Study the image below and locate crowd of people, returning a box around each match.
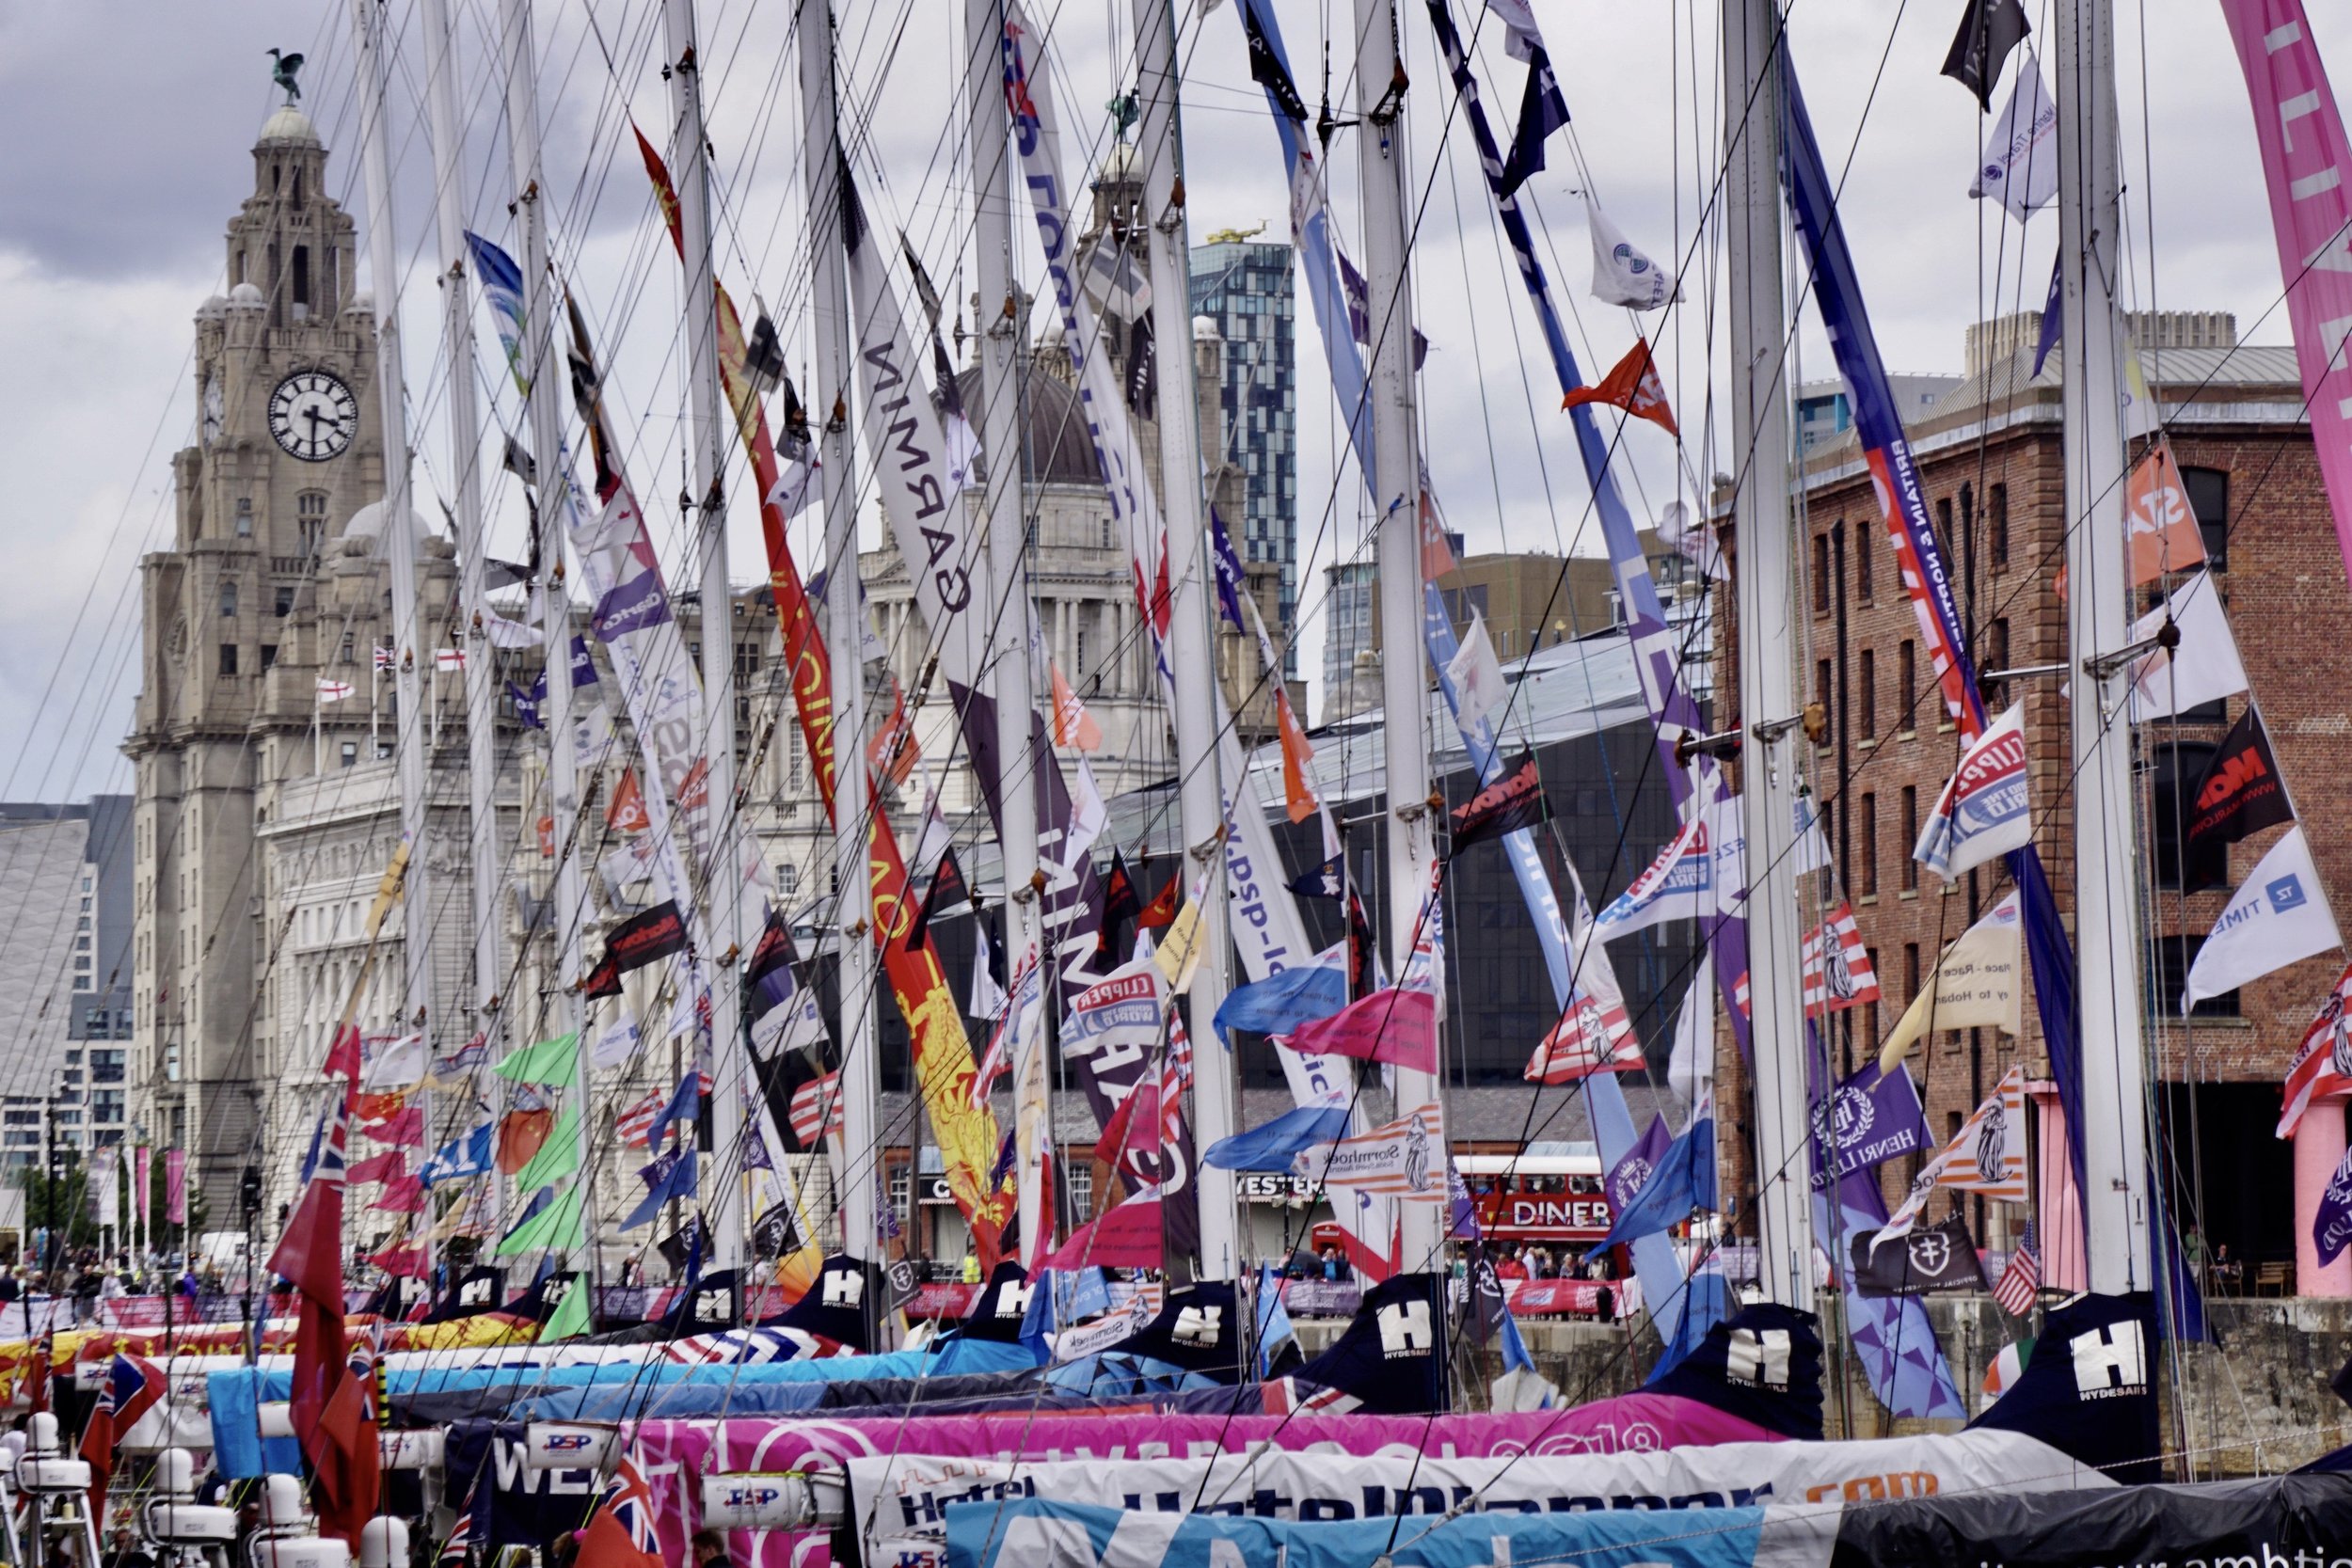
[0,1249,216,1324]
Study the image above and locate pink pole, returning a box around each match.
[2031,1081,2087,1294]
[2295,1096,2352,1298]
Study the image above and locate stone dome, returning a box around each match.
[1094,141,1141,186]
[951,367,1102,486]
[227,283,266,310]
[259,105,320,148]
[196,294,229,321]
[1192,314,1220,341]
[344,291,374,317]
[341,500,431,554]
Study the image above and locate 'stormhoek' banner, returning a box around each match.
[2219,0,2352,600]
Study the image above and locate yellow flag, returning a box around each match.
[1154,895,1207,994]
[1878,891,2023,1071]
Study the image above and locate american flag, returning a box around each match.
[1994,1220,2041,1316]
[789,1070,844,1144]
[613,1088,664,1148]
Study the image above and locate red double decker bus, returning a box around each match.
[1456,1153,1613,1244]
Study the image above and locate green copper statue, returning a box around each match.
[267,47,305,105]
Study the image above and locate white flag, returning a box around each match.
[1668,952,1716,1102]
[1444,609,1509,733]
[968,935,1009,1022]
[316,677,356,703]
[1062,756,1107,875]
[358,1031,427,1089]
[591,1009,644,1070]
[483,613,543,649]
[2185,826,2341,1012]
[766,458,819,521]
[1879,891,2023,1069]
[2128,570,2247,722]
[1587,201,1681,311]
[1969,55,2058,220]
[1914,702,2034,879]
[1487,0,1547,60]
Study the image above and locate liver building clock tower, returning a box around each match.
[126,101,459,1217]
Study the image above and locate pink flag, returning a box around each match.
[1279,987,1438,1072]
[164,1149,186,1226]
[2221,0,2352,595]
[1037,1186,1164,1272]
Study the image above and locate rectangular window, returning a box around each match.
[1860,793,1879,896]
[1904,942,1921,1005]
[1989,483,2010,568]
[1900,786,1919,890]
[1816,658,1833,712]
[1864,951,1881,1041]
[1858,650,1876,736]
[1898,641,1916,729]
[1989,617,2010,675]
[2181,467,2229,570]
[218,643,238,676]
[260,644,278,671]
[276,586,295,618]
[1812,534,1831,615]
[1855,526,1874,603]
[2153,933,2238,1017]
[341,742,358,768]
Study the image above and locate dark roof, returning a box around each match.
[953,366,1102,487]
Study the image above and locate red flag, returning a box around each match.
[1049,662,1104,752]
[1561,339,1678,436]
[1136,873,1183,931]
[1093,1082,1162,1165]
[267,1094,352,1531]
[322,1022,362,1082]
[866,682,921,789]
[606,769,650,834]
[632,125,686,261]
[1274,689,1317,824]
[497,1108,558,1175]
[81,1353,164,1525]
[312,1327,381,1544]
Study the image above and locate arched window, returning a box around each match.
[2151,740,2227,892]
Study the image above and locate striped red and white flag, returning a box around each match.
[613,1088,664,1148]
[1993,1220,2041,1316]
[2280,962,2352,1137]
[790,1070,845,1145]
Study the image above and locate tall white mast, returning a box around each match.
[347,0,436,1059]
[1132,0,1242,1275]
[1722,0,1817,1311]
[661,0,749,1274]
[966,0,1054,1270]
[498,0,596,1259]
[1353,0,1444,1271]
[416,0,505,1101]
[802,0,881,1260]
[2055,0,2152,1291]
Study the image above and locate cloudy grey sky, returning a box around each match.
[0,0,2343,803]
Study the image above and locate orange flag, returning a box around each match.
[866,682,920,788]
[606,769,650,834]
[1275,689,1317,824]
[1050,661,1104,751]
[2124,441,2207,586]
[1563,339,1679,436]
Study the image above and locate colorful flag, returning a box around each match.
[2186,705,2293,865]
[1585,201,1680,310]
[1049,661,1104,751]
[1941,0,2030,107]
[1604,1115,1674,1216]
[1809,1059,1931,1191]
[1597,1090,1716,1248]
[906,847,971,952]
[1876,1069,2032,1252]
[1593,816,1713,937]
[2124,442,2209,585]
[373,645,396,673]
[618,1148,697,1233]
[748,911,829,1061]
[1213,942,1349,1045]
[1994,1220,2042,1316]
[1498,44,1569,198]
[1560,339,1677,436]
[2279,963,2352,1137]
[972,952,1041,1106]
[266,1089,351,1534]
[1443,610,1509,733]
[2318,1144,2352,1267]
[1447,751,1549,852]
[1294,1103,1446,1201]
[80,1353,163,1524]
[1851,1213,1989,1297]
[2186,826,2342,1013]
[1275,688,1319,824]
[1136,870,1183,931]
[789,1070,846,1146]
[1733,900,1883,1015]
[1522,986,1642,1084]
[1914,702,2032,879]
[1098,850,1142,958]
[582,902,689,999]
[866,681,920,789]
[575,1442,663,1568]
[606,770,650,833]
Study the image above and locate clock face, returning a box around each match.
[267,370,358,462]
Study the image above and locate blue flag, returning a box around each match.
[1499,48,1571,198]
[421,1123,494,1188]
[1254,1263,1298,1379]
[1597,1101,1715,1250]
[620,1147,697,1232]
[1202,1103,1352,1172]
[1286,854,1343,901]
[1604,1113,1674,1215]
[645,1070,703,1148]
[1211,948,1349,1045]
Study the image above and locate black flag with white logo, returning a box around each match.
[1851,1213,1989,1297]
[1940,0,2030,110]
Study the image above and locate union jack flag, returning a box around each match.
[102,1352,165,1428]
[595,1446,661,1558]
[299,1087,354,1188]
[374,645,396,672]
[1993,1221,2042,1317]
[436,1509,473,1568]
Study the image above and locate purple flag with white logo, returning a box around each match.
[2317,1144,2352,1266]
[1810,1060,1931,1191]
[1605,1114,1675,1216]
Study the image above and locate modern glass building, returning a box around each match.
[1190,237,1298,667]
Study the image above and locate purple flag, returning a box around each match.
[1810,1060,1931,1192]
[2317,1144,2352,1266]
[1605,1114,1675,1215]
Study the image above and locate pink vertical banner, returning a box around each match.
[2221,0,2352,590]
[164,1148,186,1226]
[134,1147,151,1224]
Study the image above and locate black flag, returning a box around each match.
[1448,752,1551,852]
[1287,852,1343,901]
[1099,850,1141,958]
[1851,1214,1989,1297]
[905,845,971,951]
[1499,49,1571,199]
[1345,887,1379,999]
[2186,705,2294,863]
[1242,1,1311,124]
[1124,313,1158,416]
[1940,0,2030,110]
[582,899,689,998]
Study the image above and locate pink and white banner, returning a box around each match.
[2222,0,2352,593]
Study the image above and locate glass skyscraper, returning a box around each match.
[1189,238,1297,668]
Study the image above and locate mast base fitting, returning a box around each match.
[2084,616,2180,680]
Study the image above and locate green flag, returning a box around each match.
[497,1031,581,1086]
[512,1104,582,1189]
[494,1182,586,1256]
[540,1275,594,1341]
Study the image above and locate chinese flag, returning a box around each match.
[1136,872,1184,931]
[1562,339,1678,436]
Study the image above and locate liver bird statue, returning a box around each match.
[267,48,305,104]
